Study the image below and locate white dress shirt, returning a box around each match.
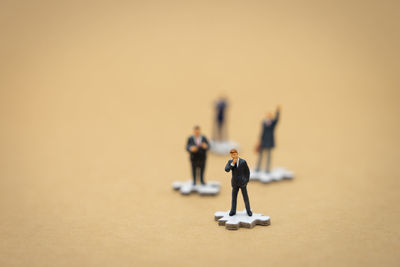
[264,119,272,126]
[195,136,202,146]
[231,158,239,167]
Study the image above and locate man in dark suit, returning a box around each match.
[186,126,209,185]
[213,96,228,141]
[255,106,280,173]
[225,149,252,216]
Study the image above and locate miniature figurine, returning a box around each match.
[255,105,280,173]
[215,148,271,230]
[250,105,295,183]
[172,126,220,196]
[186,126,209,185]
[225,149,252,216]
[210,96,239,155]
[213,96,228,141]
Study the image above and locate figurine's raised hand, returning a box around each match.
[201,142,208,149]
[232,157,238,165]
[190,146,198,152]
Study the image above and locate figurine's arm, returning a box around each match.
[254,123,264,153]
[260,122,266,141]
[186,137,193,152]
[243,161,250,180]
[225,160,233,172]
[260,122,265,143]
[202,136,210,150]
[274,106,280,124]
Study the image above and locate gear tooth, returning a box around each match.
[214,210,271,230]
[250,167,295,183]
[172,180,220,195]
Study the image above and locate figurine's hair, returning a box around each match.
[230,148,238,153]
[193,125,200,130]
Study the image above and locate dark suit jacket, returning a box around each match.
[225,158,250,187]
[260,110,280,148]
[216,100,227,123]
[186,135,209,162]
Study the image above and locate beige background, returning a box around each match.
[1,0,399,266]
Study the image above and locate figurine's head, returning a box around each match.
[266,111,274,120]
[230,148,238,159]
[218,94,227,102]
[193,126,201,137]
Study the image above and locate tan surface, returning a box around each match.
[1,0,400,266]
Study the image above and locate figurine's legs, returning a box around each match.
[217,121,223,141]
[199,161,206,185]
[240,186,252,215]
[265,149,272,173]
[256,148,264,172]
[222,121,227,141]
[191,161,197,185]
[230,186,239,213]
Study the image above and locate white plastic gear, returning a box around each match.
[209,140,239,155]
[214,210,271,230]
[172,180,220,195]
[250,167,294,183]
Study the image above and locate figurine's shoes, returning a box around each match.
[214,210,270,230]
[250,167,294,183]
[229,210,236,216]
[210,140,239,155]
[173,180,220,195]
[246,210,252,216]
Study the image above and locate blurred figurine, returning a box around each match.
[172,126,220,196]
[210,96,239,154]
[225,149,252,216]
[250,106,294,183]
[186,126,209,185]
[214,96,228,141]
[255,105,280,173]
